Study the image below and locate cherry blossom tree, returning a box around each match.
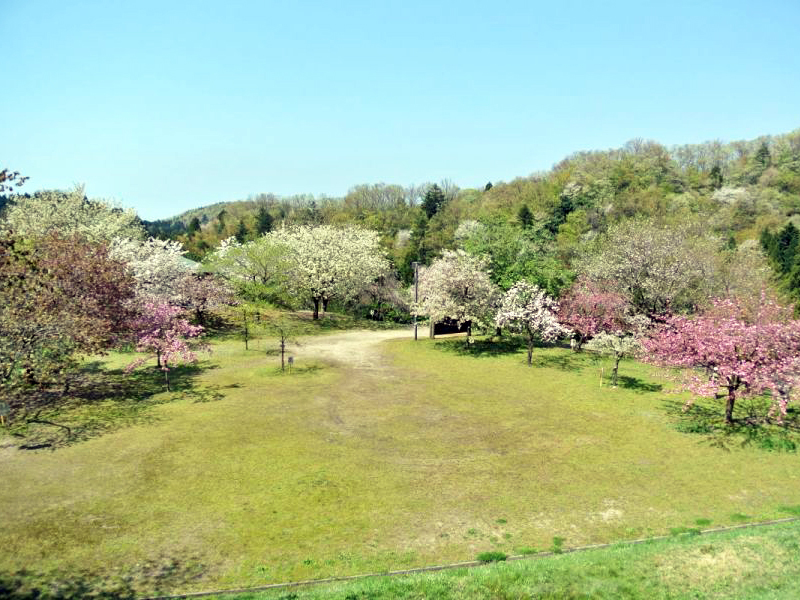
[579,218,721,316]
[495,281,570,366]
[110,237,196,302]
[414,250,499,337]
[558,277,628,350]
[1,232,136,417]
[126,302,208,391]
[269,225,389,319]
[175,274,236,325]
[643,294,800,424]
[5,185,144,243]
[585,333,642,386]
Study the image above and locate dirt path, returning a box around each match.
[289,327,413,369]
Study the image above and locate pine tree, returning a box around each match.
[255,205,273,235]
[421,184,445,219]
[710,165,723,189]
[187,216,201,236]
[517,205,533,228]
[755,142,771,169]
[235,218,249,244]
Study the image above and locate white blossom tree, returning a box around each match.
[414,250,499,337]
[495,281,571,366]
[269,224,389,319]
[110,237,196,303]
[578,218,722,315]
[585,332,642,387]
[5,185,145,243]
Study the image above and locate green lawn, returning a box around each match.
[1,331,799,596]
[225,519,800,600]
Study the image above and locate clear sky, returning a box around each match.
[2,0,799,220]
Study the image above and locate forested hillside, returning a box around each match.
[142,129,800,299]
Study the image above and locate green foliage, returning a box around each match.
[517,204,533,228]
[460,220,574,295]
[256,205,274,235]
[421,184,446,219]
[475,551,507,563]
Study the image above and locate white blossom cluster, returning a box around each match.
[5,185,145,243]
[495,281,570,342]
[110,237,195,303]
[414,250,499,327]
[585,332,642,358]
[269,224,389,308]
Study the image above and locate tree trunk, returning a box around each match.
[322,297,329,314]
[156,349,162,369]
[527,335,534,366]
[612,355,621,386]
[495,327,502,338]
[164,366,170,392]
[312,297,320,320]
[725,385,736,425]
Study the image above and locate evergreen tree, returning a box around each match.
[710,164,723,189]
[421,184,445,219]
[216,209,228,234]
[517,205,533,228]
[235,218,249,244]
[484,181,493,191]
[775,222,799,274]
[400,212,430,283]
[255,205,273,235]
[187,216,201,236]
[755,142,771,169]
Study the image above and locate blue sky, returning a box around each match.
[2,0,799,220]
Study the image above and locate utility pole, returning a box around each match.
[412,261,419,341]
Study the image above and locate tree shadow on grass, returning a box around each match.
[0,555,206,599]
[616,375,663,393]
[661,398,800,453]
[434,337,526,358]
[534,353,586,372]
[11,360,228,450]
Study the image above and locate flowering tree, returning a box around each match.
[269,225,389,319]
[495,281,570,366]
[414,250,498,336]
[5,185,144,243]
[126,302,208,391]
[585,333,642,386]
[176,274,236,325]
[558,277,628,350]
[579,218,721,315]
[643,295,800,424]
[1,232,136,416]
[110,237,196,302]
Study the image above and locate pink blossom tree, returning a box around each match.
[495,281,571,366]
[558,278,629,350]
[126,302,208,391]
[643,294,800,425]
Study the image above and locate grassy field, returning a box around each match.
[1,328,799,596]
[224,519,800,600]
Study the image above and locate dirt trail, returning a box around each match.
[289,327,413,369]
